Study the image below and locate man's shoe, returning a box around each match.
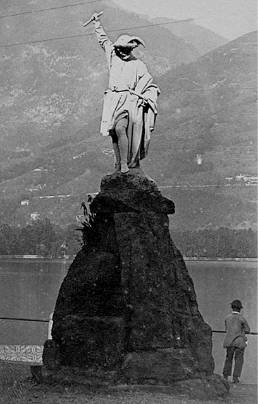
[233,377,240,383]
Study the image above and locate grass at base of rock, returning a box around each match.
[0,362,257,404]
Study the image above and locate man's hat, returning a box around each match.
[231,299,243,309]
[113,34,145,49]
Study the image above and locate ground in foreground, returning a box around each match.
[0,362,257,404]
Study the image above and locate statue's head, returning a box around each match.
[113,35,145,60]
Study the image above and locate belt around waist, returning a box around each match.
[109,87,130,92]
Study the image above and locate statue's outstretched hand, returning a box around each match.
[91,12,100,22]
[83,11,103,27]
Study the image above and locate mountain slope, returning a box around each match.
[0,2,256,231]
[151,17,228,55]
[153,31,257,183]
[0,1,199,166]
[144,31,257,230]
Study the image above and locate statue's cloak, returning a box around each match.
[95,21,160,166]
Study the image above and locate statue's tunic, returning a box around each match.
[94,21,160,167]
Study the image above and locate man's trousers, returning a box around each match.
[223,346,245,378]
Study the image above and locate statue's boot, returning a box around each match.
[118,135,129,174]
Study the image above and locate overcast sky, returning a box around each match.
[110,0,257,40]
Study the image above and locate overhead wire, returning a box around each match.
[0,0,103,19]
[1,19,194,49]
[0,0,194,50]
[0,18,194,49]
[1,32,93,48]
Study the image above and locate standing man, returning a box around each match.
[89,13,160,174]
[222,299,250,383]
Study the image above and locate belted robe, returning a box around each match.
[94,21,160,167]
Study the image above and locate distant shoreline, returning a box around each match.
[0,255,257,262]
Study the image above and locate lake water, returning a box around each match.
[0,258,257,383]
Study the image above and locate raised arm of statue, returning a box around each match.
[94,20,111,50]
[91,15,113,68]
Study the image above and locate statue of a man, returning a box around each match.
[91,13,160,173]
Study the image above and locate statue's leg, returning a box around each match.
[110,131,121,173]
[113,142,121,172]
[115,118,129,174]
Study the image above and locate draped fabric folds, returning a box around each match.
[94,21,160,167]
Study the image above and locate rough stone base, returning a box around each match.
[40,365,119,387]
[55,315,125,369]
[44,171,225,400]
[172,374,230,400]
[37,366,229,400]
[121,348,198,383]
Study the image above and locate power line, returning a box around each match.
[0,0,102,20]
[0,18,194,49]
[1,32,93,48]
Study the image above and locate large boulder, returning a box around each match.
[43,168,228,398]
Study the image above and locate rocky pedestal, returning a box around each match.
[42,169,229,399]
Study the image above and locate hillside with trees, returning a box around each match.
[0,220,256,259]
